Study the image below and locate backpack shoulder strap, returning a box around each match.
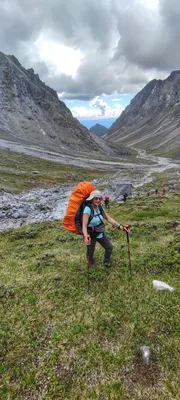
[84,203,104,224]
[100,205,107,219]
[86,203,94,223]
[99,205,104,215]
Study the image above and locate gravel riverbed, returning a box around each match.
[0,143,179,232]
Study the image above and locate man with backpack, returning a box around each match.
[104,195,110,209]
[123,192,128,202]
[82,190,129,269]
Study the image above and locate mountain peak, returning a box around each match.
[107,71,180,157]
[169,70,180,78]
[89,123,108,137]
[0,51,101,154]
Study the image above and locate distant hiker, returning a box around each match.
[123,192,128,202]
[162,187,166,195]
[146,191,150,197]
[82,190,129,269]
[155,188,158,195]
[104,195,110,209]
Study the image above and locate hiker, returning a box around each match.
[82,190,129,269]
[104,195,110,209]
[155,188,158,195]
[123,192,128,202]
[162,187,166,195]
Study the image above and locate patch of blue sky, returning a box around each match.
[62,93,135,127]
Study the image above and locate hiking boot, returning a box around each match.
[103,260,112,267]
[89,264,95,270]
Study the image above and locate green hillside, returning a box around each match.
[0,149,107,193]
[0,179,179,399]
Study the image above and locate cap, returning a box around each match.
[86,190,102,201]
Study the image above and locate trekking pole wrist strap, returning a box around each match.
[118,224,128,231]
[123,225,129,231]
[117,224,123,229]
[84,234,90,240]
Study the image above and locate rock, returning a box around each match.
[113,182,132,200]
[153,280,175,292]
[140,345,151,365]
[0,184,74,231]
[17,211,28,218]
[13,212,20,219]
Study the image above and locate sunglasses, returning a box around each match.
[93,197,102,201]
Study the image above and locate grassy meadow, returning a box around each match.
[0,172,180,399]
[0,148,157,194]
[0,149,108,193]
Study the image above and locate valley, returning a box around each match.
[0,49,180,400]
[0,142,179,231]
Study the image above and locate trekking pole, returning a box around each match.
[87,235,91,292]
[124,225,132,279]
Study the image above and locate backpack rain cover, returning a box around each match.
[63,181,96,234]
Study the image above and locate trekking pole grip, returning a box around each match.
[124,225,130,242]
[87,234,90,251]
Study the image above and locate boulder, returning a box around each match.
[114,182,132,200]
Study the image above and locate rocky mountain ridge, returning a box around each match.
[89,123,108,137]
[107,71,180,157]
[0,51,102,154]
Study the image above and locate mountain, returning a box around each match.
[80,118,116,129]
[0,51,101,154]
[89,123,108,136]
[106,71,180,157]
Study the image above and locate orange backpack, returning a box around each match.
[63,182,96,234]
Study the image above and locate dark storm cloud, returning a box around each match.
[59,93,93,101]
[0,0,42,53]
[0,0,180,99]
[113,0,180,71]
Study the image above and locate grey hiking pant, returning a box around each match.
[87,233,113,266]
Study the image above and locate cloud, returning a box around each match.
[34,35,84,77]
[71,106,101,119]
[0,0,180,101]
[112,0,180,71]
[71,96,124,119]
[90,97,108,115]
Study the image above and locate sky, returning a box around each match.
[1,0,180,127]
